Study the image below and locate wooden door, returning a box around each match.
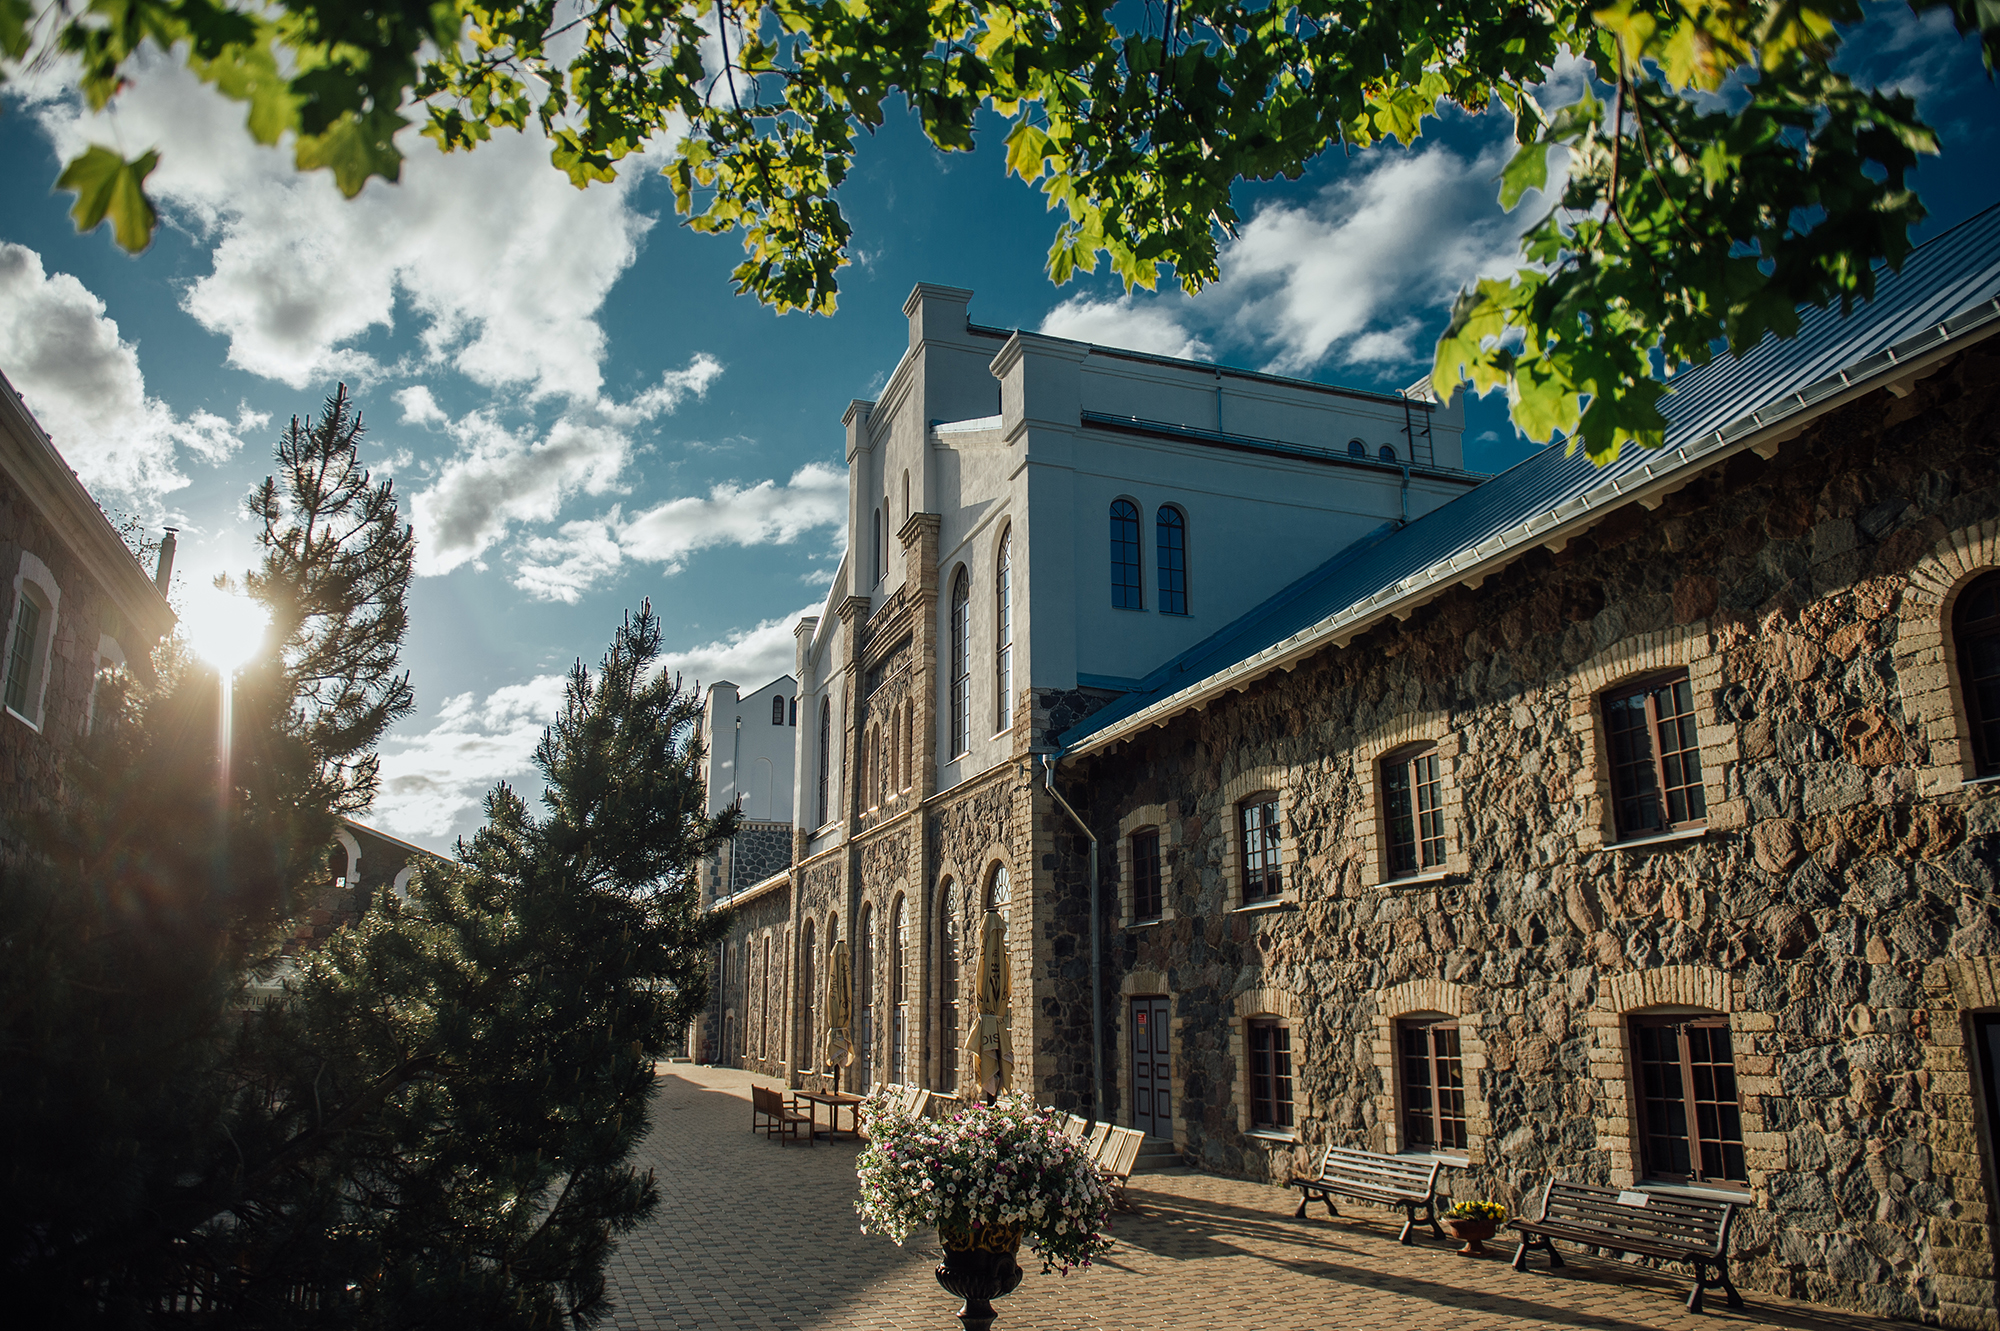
[1131,997,1171,1138]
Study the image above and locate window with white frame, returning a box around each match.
[4,560,58,730]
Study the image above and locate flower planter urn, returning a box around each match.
[1440,1215,1499,1257]
[935,1223,1024,1330]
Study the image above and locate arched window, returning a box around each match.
[995,528,1013,732]
[1379,444,1398,462]
[1157,506,1187,616]
[771,695,785,726]
[949,568,971,756]
[1110,499,1142,608]
[903,469,911,519]
[800,918,817,1068]
[872,508,882,584]
[817,698,832,826]
[788,695,797,726]
[939,880,961,1093]
[759,935,771,1058]
[901,701,914,790]
[891,895,908,1084]
[883,493,892,581]
[1348,438,1367,457]
[4,553,60,730]
[986,863,1011,910]
[857,902,875,1090]
[1956,571,2000,775]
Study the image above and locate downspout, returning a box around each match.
[1042,752,1105,1126]
[1399,462,1410,526]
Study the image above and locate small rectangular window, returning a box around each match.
[1631,1016,1746,1185]
[1383,747,1447,877]
[1131,828,1162,921]
[1604,674,1706,839]
[1248,1019,1293,1130]
[1397,1018,1467,1152]
[1240,797,1282,904]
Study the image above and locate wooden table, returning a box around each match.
[797,1090,865,1142]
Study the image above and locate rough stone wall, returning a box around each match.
[703,882,793,1075]
[728,821,793,894]
[1061,345,2000,1328]
[789,852,844,1092]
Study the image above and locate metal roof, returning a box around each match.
[1058,202,2000,755]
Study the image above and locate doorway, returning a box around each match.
[1131,997,1171,1139]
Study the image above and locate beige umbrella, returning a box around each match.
[964,909,1014,1098]
[823,938,855,1089]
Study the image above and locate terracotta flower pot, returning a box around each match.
[1440,1215,1499,1257]
[936,1224,1024,1330]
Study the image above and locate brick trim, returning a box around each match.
[1230,985,1305,1146]
[1114,803,1179,926]
[1116,971,1185,1154]
[1369,979,1489,1163]
[1353,714,1470,889]
[1567,623,1742,848]
[1587,965,1778,1189]
[1218,765,1296,907]
[1895,518,2000,793]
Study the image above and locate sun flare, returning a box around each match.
[178,581,269,673]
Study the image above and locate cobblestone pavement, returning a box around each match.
[603,1065,1896,1331]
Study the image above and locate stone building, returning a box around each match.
[707,210,2000,1324]
[0,371,176,854]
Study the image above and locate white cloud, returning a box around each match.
[373,672,569,839]
[1038,293,1212,360]
[511,461,848,603]
[408,355,723,576]
[24,49,665,401]
[655,605,820,692]
[0,242,265,501]
[396,385,446,426]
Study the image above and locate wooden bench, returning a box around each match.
[1287,1146,1442,1244]
[1095,1126,1146,1209]
[916,1090,963,1120]
[1510,1180,1741,1315]
[751,1085,812,1146]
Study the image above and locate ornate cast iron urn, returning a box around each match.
[934,1223,1024,1330]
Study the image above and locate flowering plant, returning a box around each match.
[1443,1199,1508,1223]
[855,1091,1112,1272]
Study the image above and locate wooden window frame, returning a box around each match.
[1395,1016,1467,1153]
[1238,795,1282,904]
[1247,1018,1294,1131]
[1629,1015,1747,1187]
[1955,570,2000,776]
[1603,671,1708,841]
[1381,745,1447,878]
[1130,827,1163,922]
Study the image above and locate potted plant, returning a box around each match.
[856,1092,1112,1328]
[1439,1199,1509,1257]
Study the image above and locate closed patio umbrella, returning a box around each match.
[965,909,1014,1099]
[823,938,855,1090]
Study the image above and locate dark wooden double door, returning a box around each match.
[1131,997,1171,1139]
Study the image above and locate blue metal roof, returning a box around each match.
[1059,202,2000,752]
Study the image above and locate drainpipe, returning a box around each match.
[153,527,177,594]
[1214,369,1224,435]
[1399,462,1410,526]
[1042,752,1105,1127]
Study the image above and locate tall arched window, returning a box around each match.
[883,493,892,580]
[771,695,785,725]
[872,508,882,584]
[817,698,832,826]
[801,919,817,1069]
[759,935,771,1058]
[891,895,908,1084]
[1110,500,1142,608]
[995,528,1013,732]
[900,701,913,790]
[939,881,961,1093]
[857,902,875,1090]
[1958,571,2000,775]
[1157,506,1187,616]
[986,863,1011,910]
[949,568,971,756]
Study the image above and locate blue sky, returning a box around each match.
[1,4,1995,849]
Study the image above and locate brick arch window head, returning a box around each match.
[1604,671,1706,839]
[1630,1012,1746,1186]
[1157,505,1187,616]
[1110,499,1142,609]
[1955,570,2000,775]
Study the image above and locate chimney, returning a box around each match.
[153,528,177,595]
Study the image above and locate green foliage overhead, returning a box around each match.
[11,0,1997,460]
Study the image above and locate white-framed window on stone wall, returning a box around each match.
[1397,1016,1467,1153]
[949,567,971,756]
[1603,672,1707,840]
[1238,795,1282,905]
[1952,569,2000,776]
[4,552,60,731]
[1231,987,1302,1139]
[938,877,962,1093]
[1381,745,1447,879]
[1115,804,1177,927]
[1629,1014,1747,1187]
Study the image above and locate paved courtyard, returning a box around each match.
[603,1065,1896,1331]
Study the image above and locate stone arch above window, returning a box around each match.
[1568,625,1739,850]
[1369,979,1487,1162]
[1897,518,2000,792]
